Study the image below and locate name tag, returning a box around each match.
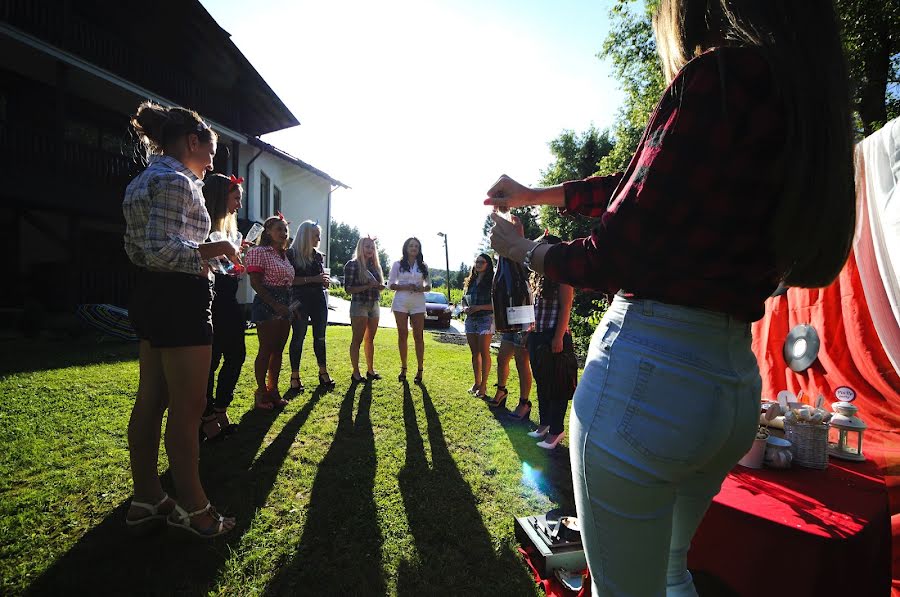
[506,305,535,325]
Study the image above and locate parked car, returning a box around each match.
[424,291,452,328]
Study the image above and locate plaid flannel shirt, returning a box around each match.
[463,276,492,318]
[123,155,210,276]
[543,47,785,323]
[532,286,559,332]
[246,246,295,287]
[344,259,382,303]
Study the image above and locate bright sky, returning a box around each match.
[199,0,623,269]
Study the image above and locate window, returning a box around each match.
[260,171,271,218]
[273,185,282,214]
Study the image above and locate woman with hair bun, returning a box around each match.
[123,101,236,538]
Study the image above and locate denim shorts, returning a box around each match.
[500,330,527,348]
[251,286,291,322]
[349,300,380,319]
[465,314,494,335]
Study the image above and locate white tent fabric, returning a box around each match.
[854,117,900,376]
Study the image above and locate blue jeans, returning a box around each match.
[289,291,328,369]
[570,296,760,596]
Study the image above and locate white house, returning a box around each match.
[236,138,348,304]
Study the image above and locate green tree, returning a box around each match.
[328,219,360,276]
[536,126,616,358]
[836,0,900,134]
[455,261,470,290]
[328,219,391,278]
[538,126,615,240]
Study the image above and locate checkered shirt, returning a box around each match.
[343,258,382,303]
[123,155,210,275]
[532,285,559,332]
[246,246,295,287]
[543,47,785,323]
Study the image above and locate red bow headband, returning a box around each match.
[229,174,244,188]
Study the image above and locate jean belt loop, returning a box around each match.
[642,300,654,318]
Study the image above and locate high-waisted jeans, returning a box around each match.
[570,296,761,596]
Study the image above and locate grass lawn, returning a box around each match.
[0,326,576,596]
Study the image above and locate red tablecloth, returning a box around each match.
[689,459,891,596]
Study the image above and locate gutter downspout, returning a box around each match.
[326,185,337,269]
[245,145,264,222]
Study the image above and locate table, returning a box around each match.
[688,458,890,596]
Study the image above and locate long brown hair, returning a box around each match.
[201,174,239,238]
[653,0,855,287]
[463,253,494,292]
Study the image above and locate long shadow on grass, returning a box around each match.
[264,381,385,596]
[489,404,577,515]
[26,389,323,596]
[395,383,535,595]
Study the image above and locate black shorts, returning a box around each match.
[130,269,214,348]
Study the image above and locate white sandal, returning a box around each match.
[126,493,172,533]
[167,502,234,539]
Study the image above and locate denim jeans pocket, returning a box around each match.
[617,356,726,466]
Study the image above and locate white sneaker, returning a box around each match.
[537,433,564,449]
[527,426,550,439]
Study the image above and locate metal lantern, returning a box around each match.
[827,401,867,461]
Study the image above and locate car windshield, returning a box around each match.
[424,292,448,304]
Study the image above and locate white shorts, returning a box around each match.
[391,290,426,315]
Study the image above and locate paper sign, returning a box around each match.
[506,305,535,325]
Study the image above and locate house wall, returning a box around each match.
[235,149,333,305]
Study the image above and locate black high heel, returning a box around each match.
[414,369,423,384]
[319,373,336,389]
[486,385,508,408]
[507,400,532,421]
[398,367,407,382]
[351,372,365,383]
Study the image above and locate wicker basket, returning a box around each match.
[783,420,829,469]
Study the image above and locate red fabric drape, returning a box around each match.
[751,249,900,589]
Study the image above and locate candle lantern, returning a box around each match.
[827,401,867,461]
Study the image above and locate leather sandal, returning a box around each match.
[290,374,304,392]
[507,400,532,421]
[318,372,337,389]
[214,408,238,435]
[199,414,222,442]
[351,372,365,383]
[486,385,508,408]
[167,502,234,539]
[267,388,288,407]
[255,389,274,410]
[366,371,382,381]
[126,493,174,534]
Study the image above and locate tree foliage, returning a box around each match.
[328,219,389,276]
[835,0,900,133]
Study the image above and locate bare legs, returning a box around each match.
[127,340,234,532]
[466,333,493,396]
[395,311,425,377]
[350,315,379,377]
[255,319,291,393]
[496,340,532,416]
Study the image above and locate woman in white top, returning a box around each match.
[388,237,431,383]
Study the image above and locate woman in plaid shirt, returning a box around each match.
[123,102,238,538]
[246,216,295,410]
[344,237,386,382]
[524,233,576,450]
[488,1,856,593]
